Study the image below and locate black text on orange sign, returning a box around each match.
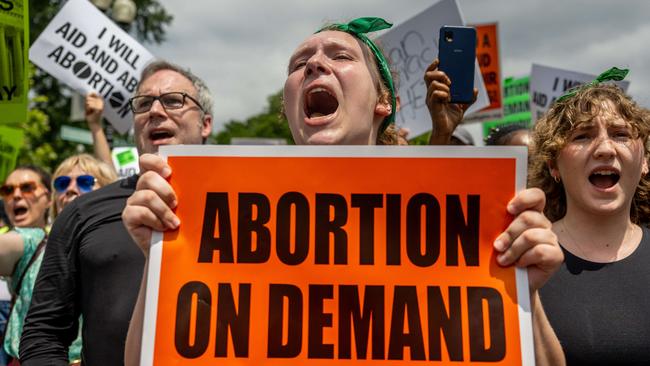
[174,283,506,362]
[198,192,481,267]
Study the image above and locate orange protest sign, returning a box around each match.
[465,23,503,123]
[141,146,533,365]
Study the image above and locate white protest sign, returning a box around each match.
[29,0,155,133]
[111,146,139,178]
[378,0,489,137]
[530,64,630,122]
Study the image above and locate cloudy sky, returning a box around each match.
[151,0,650,132]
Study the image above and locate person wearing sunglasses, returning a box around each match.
[0,166,51,365]
[32,154,117,365]
[0,157,114,365]
[50,154,117,218]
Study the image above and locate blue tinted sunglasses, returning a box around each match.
[53,175,96,193]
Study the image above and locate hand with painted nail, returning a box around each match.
[424,59,478,145]
[492,187,563,291]
[122,153,179,257]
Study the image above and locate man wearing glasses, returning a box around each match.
[20,61,213,366]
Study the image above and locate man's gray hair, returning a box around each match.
[137,60,214,118]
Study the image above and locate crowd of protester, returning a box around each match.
[0,15,647,366]
[0,92,118,365]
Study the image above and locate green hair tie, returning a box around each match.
[318,17,396,132]
[556,67,629,103]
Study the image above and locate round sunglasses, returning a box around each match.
[53,175,96,193]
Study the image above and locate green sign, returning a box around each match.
[0,0,29,124]
[483,76,531,137]
[0,125,23,182]
[503,76,529,98]
[116,148,136,166]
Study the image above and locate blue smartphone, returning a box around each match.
[437,26,476,104]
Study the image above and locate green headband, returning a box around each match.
[556,67,629,103]
[318,17,396,132]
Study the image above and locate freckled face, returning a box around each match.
[553,100,648,217]
[283,31,389,145]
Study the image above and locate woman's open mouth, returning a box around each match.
[588,170,620,189]
[11,205,29,223]
[304,87,339,120]
[13,207,28,217]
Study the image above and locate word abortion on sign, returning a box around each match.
[29,0,154,133]
[377,0,489,138]
[529,63,630,122]
[140,146,534,366]
[0,0,29,124]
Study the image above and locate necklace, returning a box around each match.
[560,220,594,260]
[561,219,636,262]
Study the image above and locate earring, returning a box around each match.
[552,174,561,183]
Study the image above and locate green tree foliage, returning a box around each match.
[212,91,294,145]
[18,1,172,171]
[22,91,57,169]
[408,131,430,145]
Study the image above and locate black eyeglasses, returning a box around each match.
[53,175,96,194]
[0,181,40,198]
[128,92,205,114]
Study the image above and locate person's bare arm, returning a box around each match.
[123,154,178,365]
[85,92,115,171]
[125,260,148,366]
[0,232,24,276]
[531,291,565,366]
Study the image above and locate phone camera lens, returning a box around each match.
[444,31,453,42]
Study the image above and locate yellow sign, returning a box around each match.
[0,0,28,124]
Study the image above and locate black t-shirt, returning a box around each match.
[540,226,650,366]
[20,175,144,366]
